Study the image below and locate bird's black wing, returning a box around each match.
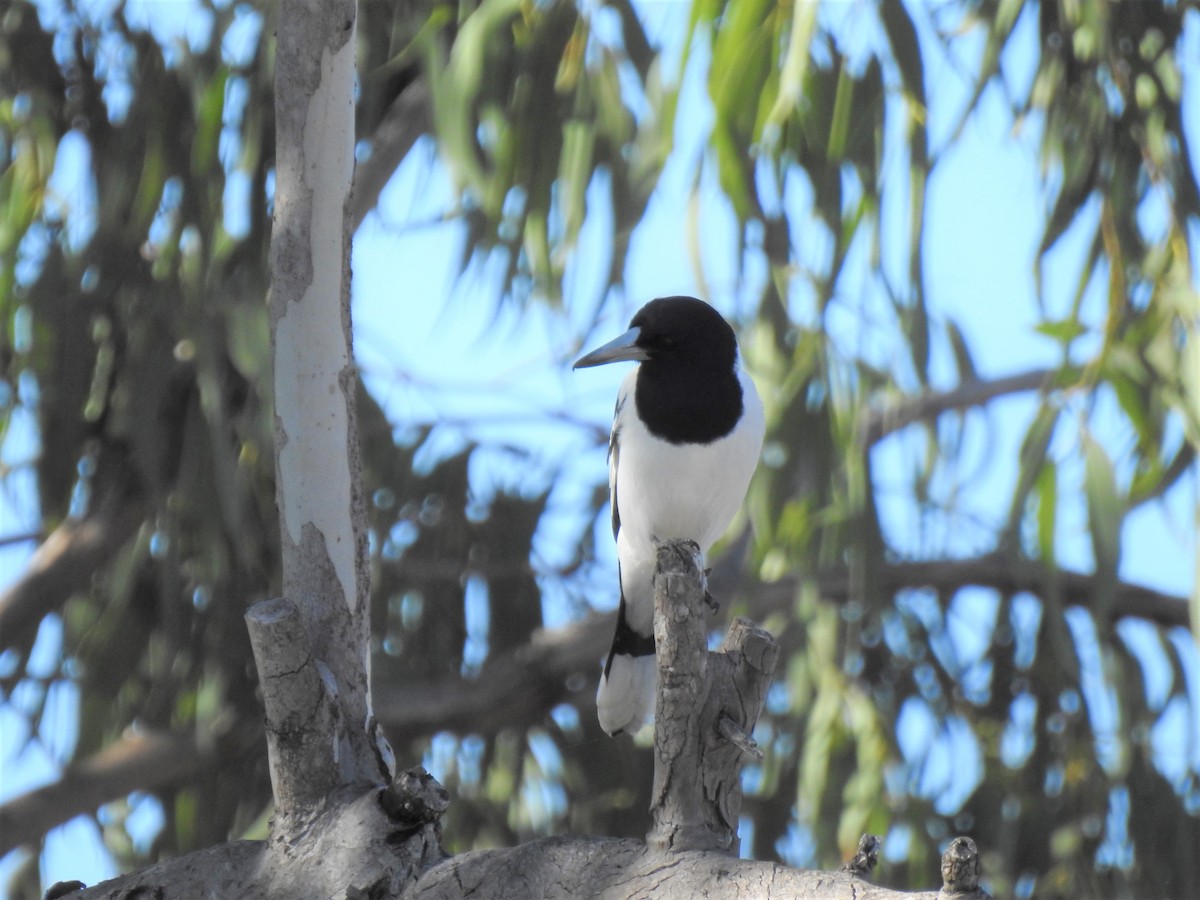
[608,392,625,541]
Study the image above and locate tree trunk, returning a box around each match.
[268,0,391,799]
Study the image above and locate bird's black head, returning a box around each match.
[572,296,738,372]
[627,296,738,372]
[574,296,745,445]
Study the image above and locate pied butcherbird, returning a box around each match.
[574,296,764,736]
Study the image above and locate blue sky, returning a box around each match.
[1,0,1198,892]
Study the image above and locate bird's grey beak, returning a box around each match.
[573,327,649,369]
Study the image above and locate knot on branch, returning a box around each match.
[42,882,85,900]
[381,766,450,838]
[840,833,882,877]
[938,836,990,900]
[647,540,779,854]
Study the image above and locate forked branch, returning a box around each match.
[647,540,779,852]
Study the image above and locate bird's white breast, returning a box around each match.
[612,365,764,636]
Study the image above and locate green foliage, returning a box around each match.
[1,1,1197,898]
[414,0,657,302]
[2,0,279,864]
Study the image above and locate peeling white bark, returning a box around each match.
[271,0,358,620]
[269,0,387,792]
[273,27,357,609]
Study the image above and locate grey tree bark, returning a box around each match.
[646,540,778,853]
[268,0,389,798]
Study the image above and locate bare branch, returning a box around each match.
[68,777,446,900]
[647,541,779,854]
[373,614,610,739]
[407,836,942,899]
[861,368,1071,445]
[246,598,344,815]
[70,841,266,900]
[0,530,42,548]
[648,541,715,851]
[0,730,213,856]
[705,546,1189,631]
[801,556,1190,629]
[352,80,431,232]
[58,829,951,900]
[0,485,145,656]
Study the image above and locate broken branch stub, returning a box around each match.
[648,540,779,853]
[245,596,342,818]
[938,836,990,900]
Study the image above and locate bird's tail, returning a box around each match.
[597,652,656,736]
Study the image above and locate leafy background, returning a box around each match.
[1,0,1197,898]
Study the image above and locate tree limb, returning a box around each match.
[796,555,1189,629]
[51,830,971,900]
[373,614,611,738]
[352,80,431,232]
[648,541,779,853]
[405,835,942,899]
[0,730,214,857]
[0,486,145,657]
[67,772,447,900]
[245,598,344,815]
[860,368,1072,445]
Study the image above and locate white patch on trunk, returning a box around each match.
[274,38,358,611]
